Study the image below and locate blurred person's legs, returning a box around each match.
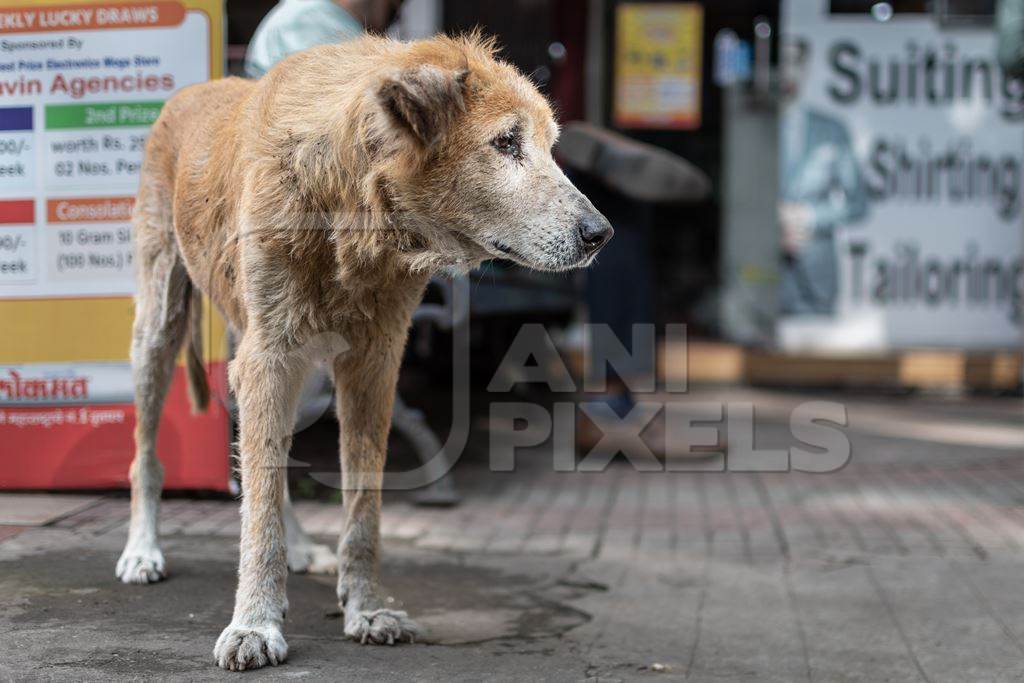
[581,175,656,412]
[574,176,670,453]
[780,238,839,315]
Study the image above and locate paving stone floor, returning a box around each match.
[2,388,1023,681]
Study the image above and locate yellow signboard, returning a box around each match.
[0,0,230,491]
[614,3,704,130]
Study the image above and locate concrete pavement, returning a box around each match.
[2,387,1023,682]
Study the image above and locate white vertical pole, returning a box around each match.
[397,0,442,40]
[585,0,607,125]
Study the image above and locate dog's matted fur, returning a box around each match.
[117,33,612,671]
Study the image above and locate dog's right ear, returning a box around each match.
[379,65,470,148]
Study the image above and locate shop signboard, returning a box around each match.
[0,0,230,490]
[779,0,1023,350]
[614,2,703,130]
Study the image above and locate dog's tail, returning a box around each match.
[184,284,210,414]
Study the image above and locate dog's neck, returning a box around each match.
[319,177,486,280]
[325,205,487,292]
[387,212,488,275]
[278,110,488,280]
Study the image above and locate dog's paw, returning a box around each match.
[214,623,288,672]
[115,546,166,584]
[287,542,337,575]
[344,608,420,645]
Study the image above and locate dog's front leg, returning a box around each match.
[214,344,306,671]
[333,344,420,645]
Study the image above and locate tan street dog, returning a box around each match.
[116,33,612,671]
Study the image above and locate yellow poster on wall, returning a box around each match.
[614,2,703,130]
[0,0,231,491]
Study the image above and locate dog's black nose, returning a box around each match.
[578,214,614,251]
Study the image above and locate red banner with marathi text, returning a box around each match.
[0,0,229,491]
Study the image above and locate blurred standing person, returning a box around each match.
[239,0,408,562]
[557,123,711,455]
[245,0,404,78]
[243,0,406,430]
[778,38,868,316]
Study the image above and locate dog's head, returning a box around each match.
[374,36,612,272]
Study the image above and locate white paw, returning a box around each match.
[287,542,337,575]
[345,608,420,645]
[115,545,166,584]
[214,623,288,671]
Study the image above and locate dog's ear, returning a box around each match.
[379,65,470,148]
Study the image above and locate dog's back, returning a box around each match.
[139,76,254,200]
[134,77,254,324]
[135,39,399,333]
[128,77,258,414]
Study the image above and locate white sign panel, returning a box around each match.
[779,1,1023,350]
[0,8,210,299]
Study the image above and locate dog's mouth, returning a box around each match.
[488,239,531,264]
[486,238,595,272]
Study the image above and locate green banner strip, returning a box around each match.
[45,102,164,130]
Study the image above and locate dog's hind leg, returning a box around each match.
[214,338,307,671]
[284,487,337,575]
[116,248,192,584]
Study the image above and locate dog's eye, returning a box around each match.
[492,131,522,159]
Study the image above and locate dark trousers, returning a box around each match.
[574,175,657,386]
